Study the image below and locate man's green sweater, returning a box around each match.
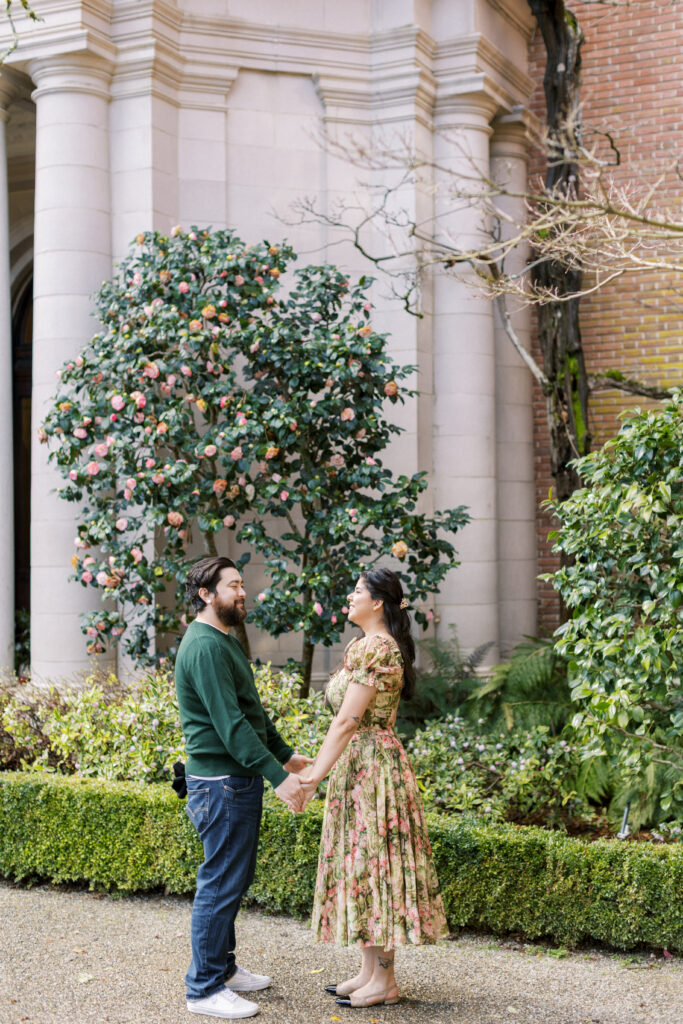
[175,620,293,788]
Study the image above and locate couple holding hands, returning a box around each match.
[175,555,447,1019]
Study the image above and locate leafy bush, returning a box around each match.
[0,664,327,783]
[405,714,611,829]
[544,391,683,825]
[1,772,682,952]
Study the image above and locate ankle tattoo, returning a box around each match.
[377,955,394,970]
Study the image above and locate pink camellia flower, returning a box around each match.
[133,272,142,285]
[86,626,97,638]
[82,571,93,584]
[157,422,168,435]
[82,417,92,425]
[314,601,323,616]
[134,412,145,424]
[115,518,128,531]
[280,490,289,501]
[340,407,355,422]
[289,421,297,431]
[230,446,243,461]
[143,305,154,318]
[73,427,87,440]
[363,301,372,312]
[238,476,247,486]
[311,312,322,322]
[329,454,345,469]
[143,362,160,379]
[236,412,247,426]
[254,275,264,285]
[86,461,101,476]
[234,274,245,286]
[111,395,125,411]
[167,511,184,527]
[249,341,259,354]
[212,326,220,337]
[167,374,177,386]
[366,456,376,466]
[123,488,132,501]
[125,477,136,490]
[342,605,349,614]
[272,472,281,483]
[94,443,109,457]
[145,457,155,468]
[83,556,95,567]
[160,382,171,395]
[189,319,202,331]
[426,609,435,622]
[152,473,165,485]
[178,280,190,293]
[331,614,337,624]
[96,571,109,586]
[110,414,118,423]
[131,547,143,564]
[384,380,398,397]
[204,444,217,457]
[223,514,235,528]
[189,231,197,241]
[265,446,279,460]
[131,391,146,409]
[180,364,192,377]
[219,396,228,410]
[213,478,227,496]
[257,592,266,602]
[68,470,78,481]
[348,508,358,517]
[170,224,182,237]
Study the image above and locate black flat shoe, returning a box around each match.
[325,986,338,995]
[336,991,399,1008]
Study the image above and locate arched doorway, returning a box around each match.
[12,276,32,631]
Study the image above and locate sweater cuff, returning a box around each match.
[262,757,289,789]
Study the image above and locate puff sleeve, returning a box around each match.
[344,635,402,691]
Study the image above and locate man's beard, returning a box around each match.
[214,598,247,628]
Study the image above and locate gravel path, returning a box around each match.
[1,881,681,1024]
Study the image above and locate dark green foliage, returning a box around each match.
[467,638,572,735]
[1,772,681,951]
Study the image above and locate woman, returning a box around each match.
[300,568,448,1009]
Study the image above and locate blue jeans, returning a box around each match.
[184,774,264,1001]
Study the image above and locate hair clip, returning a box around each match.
[400,598,409,610]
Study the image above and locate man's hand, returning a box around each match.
[283,753,315,774]
[274,772,305,813]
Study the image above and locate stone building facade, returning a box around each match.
[2,0,541,682]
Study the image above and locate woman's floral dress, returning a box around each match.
[312,634,449,949]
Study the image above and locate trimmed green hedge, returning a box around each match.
[1,771,681,952]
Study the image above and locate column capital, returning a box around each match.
[434,77,502,136]
[490,106,538,162]
[29,52,114,103]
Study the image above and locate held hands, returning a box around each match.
[274,772,307,813]
[282,753,314,774]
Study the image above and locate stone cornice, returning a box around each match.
[2,0,116,69]
[435,34,533,111]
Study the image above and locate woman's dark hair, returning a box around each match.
[360,567,416,700]
[185,556,237,613]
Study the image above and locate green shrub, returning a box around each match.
[1,772,681,952]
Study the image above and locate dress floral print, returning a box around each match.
[312,634,449,949]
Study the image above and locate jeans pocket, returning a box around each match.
[226,775,257,796]
[185,786,210,832]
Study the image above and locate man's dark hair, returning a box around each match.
[185,556,237,613]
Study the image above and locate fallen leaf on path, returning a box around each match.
[72,948,87,954]
[310,968,324,974]
[77,973,94,985]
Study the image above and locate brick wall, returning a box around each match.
[528,1,683,634]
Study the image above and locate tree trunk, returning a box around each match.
[202,528,251,659]
[528,0,591,500]
[300,634,314,698]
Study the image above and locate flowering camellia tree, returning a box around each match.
[41,228,292,663]
[217,263,470,691]
[42,229,469,690]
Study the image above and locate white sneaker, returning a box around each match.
[187,986,259,1019]
[227,966,272,992]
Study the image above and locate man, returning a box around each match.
[175,555,311,1020]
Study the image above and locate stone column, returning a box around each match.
[29,54,114,682]
[0,75,19,671]
[490,113,537,650]
[431,91,500,660]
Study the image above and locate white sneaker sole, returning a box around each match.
[187,999,259,1019]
